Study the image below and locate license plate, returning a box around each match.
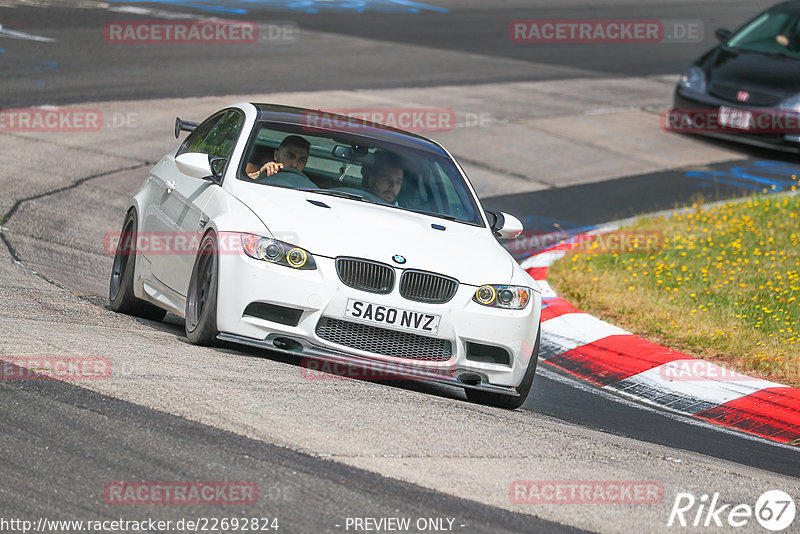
[344,299,441,335]
[719,106,753,130]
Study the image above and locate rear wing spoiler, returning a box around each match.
[174,117,198,138]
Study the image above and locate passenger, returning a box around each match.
[247,135,310,179]
[361,150,404,205]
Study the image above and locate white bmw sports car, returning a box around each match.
[109,103,542,408]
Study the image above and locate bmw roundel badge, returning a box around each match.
[392,254,406,264]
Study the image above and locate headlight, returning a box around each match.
[473,285,531,309]
[779,94,800,112]
[678,66,706,94]
[241,234,316,270]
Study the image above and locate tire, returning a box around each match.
[109,210,167,322]
[465,324,541,409]
[185,231,219,346]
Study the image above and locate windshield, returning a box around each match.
[238,122,484,226]
[726,8,800,59]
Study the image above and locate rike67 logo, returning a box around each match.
[668,490,796,531]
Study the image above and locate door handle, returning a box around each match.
[199,218,209,228]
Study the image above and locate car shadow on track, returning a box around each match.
[111,306,473,404]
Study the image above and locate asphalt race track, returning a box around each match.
[1,1,799,533]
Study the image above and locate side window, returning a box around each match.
[177,110,245,159]
[202,111,245,158]
[178,113,223,155]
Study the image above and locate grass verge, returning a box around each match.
[548,192,800,387]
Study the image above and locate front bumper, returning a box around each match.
[215,250,541,392]
[671,88,800,153]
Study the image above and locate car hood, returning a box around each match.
[703,47,800,102]
[235,186,515,286]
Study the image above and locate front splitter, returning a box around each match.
[217,332,519,397]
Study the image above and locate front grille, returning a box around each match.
[315,317,452,361]
[336,257,394,294]
[399,270,458,303]
[708,84,781,107]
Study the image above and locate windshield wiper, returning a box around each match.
[734,46,791,59]
[296,187,366,201]
[408,208,457,221]
[756,49,790,58]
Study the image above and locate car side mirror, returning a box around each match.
[209,156,226,183]
[175,152,225,184]
[715,28,731,42]
[486,210,523,239]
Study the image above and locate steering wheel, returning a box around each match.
[273,167,306,176]
[253,167,307,181]
[255,167,316,188]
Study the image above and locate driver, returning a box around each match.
[246,135,310,179]
[361,150,404,205]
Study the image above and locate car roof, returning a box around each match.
[253,103,451,155]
